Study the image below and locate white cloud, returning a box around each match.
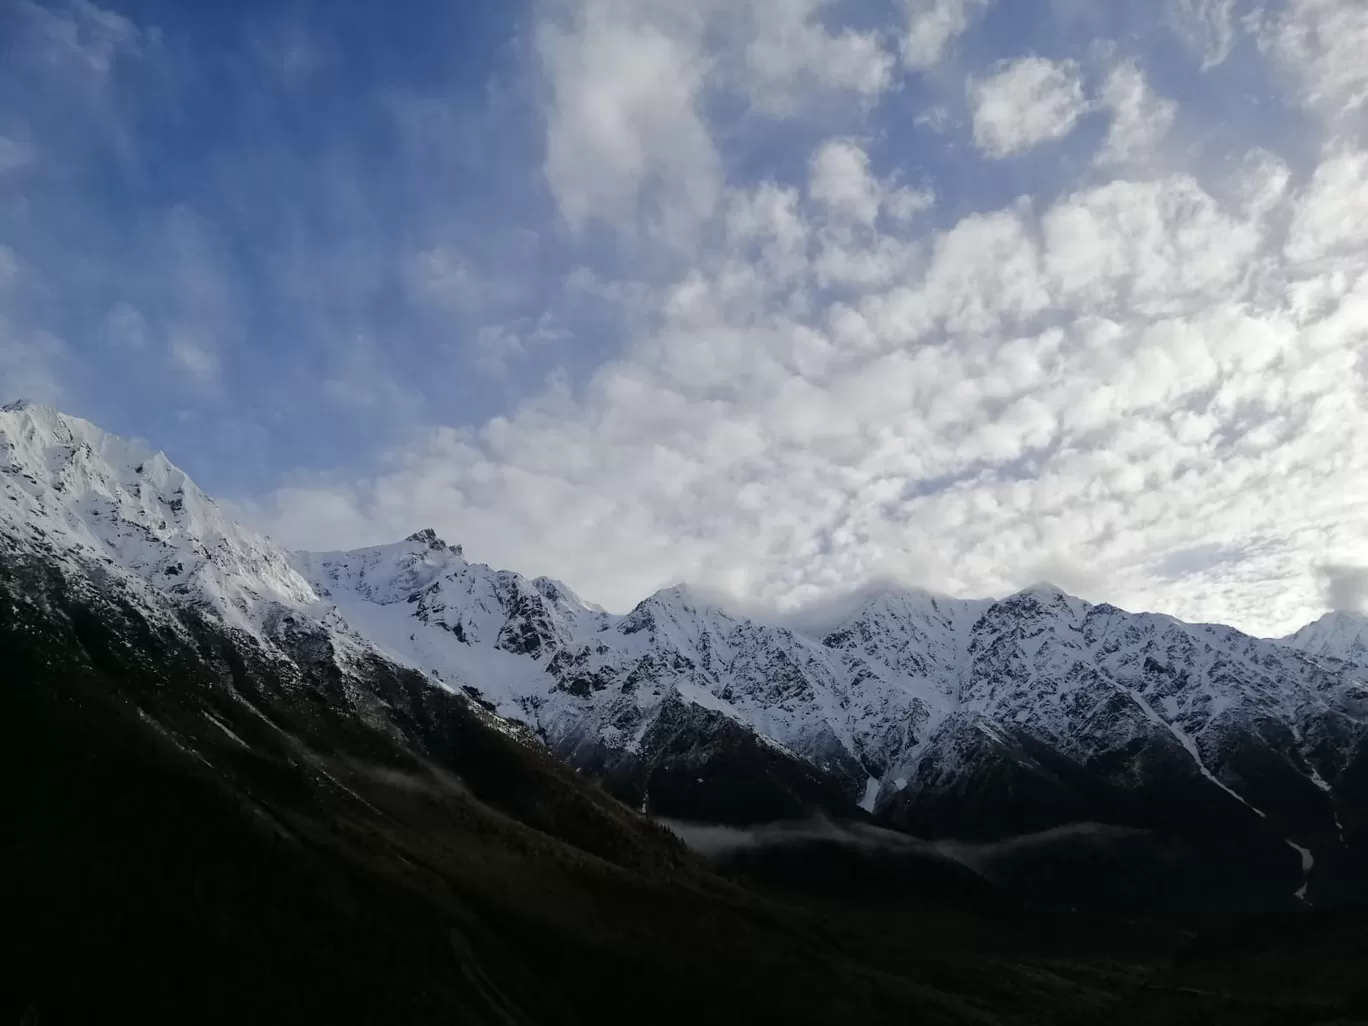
[885,185,936,221]
[902,0,990,71]
[1042,176,1261,316]
[1268,0,1368,119]
[255,118,1368,639]
[1167,0,1241,69]
[1095,62,1177,166]
[809,140,882,225]
[538,0,719,236]
[969,57,1088,158]
[913,105,953,132]
[1285,148,1368,270]
[724,182,810,284]
[537,0,902,238]
[740,0,894,115]
[1234,149,1292,222]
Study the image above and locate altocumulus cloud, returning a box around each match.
[4,0,1368,636]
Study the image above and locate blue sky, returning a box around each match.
[2,0,1368,634]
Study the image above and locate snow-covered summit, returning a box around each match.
[0,402,319,635]
[1282,610,1368,666]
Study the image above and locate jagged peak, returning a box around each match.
[999,581,1090,609]
[2,398,37,412]
[531,575,598,612]
[405,527,461,556]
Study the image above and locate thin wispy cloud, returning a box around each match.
[3,0,1368,636]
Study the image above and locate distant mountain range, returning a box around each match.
[4,400,1366,909]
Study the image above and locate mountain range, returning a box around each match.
[7,398,1368,1022]
[4,400,1367,898]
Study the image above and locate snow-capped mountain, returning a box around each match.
[0,400,322,635]
[1282,610,1368,666]
[295,530,1366,821]
[4,402,1367,899]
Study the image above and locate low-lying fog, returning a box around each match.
[660,816,1151,876]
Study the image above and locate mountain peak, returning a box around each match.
[1016,580,1069,597]
[2,398,36,412]
[649,582,713,609]
[405,527,460,555]
[1,403,320,635]
[1282,608,1368,664]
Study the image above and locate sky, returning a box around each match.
[1,0,1367,635]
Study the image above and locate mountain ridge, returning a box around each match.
[4,402,1367,903]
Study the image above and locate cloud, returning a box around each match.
[1167,0,1241,70]
[1317,565,1368,613]
[11,0,1368,642]
[1095,62,1177,166]
[1041,175,1260,317]
[902,0,991,71]
[1267,0,1368,120]
[538,0,719,237]
[14,0,145,77]
[536,0,902,237]
[1284,147,1368,270]
[808,140,883,225]
[1234,149,1292,221]
[257,112,1368,638]
[969,57,1089,158]
[913,105,953,132]
[739,0,894,115]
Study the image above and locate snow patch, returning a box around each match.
[204,712,247,748]
[1286,839,1314,902]
[859,776,880,813]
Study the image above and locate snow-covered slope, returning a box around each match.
[0,401,324,637]
[5,402,1367,872]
